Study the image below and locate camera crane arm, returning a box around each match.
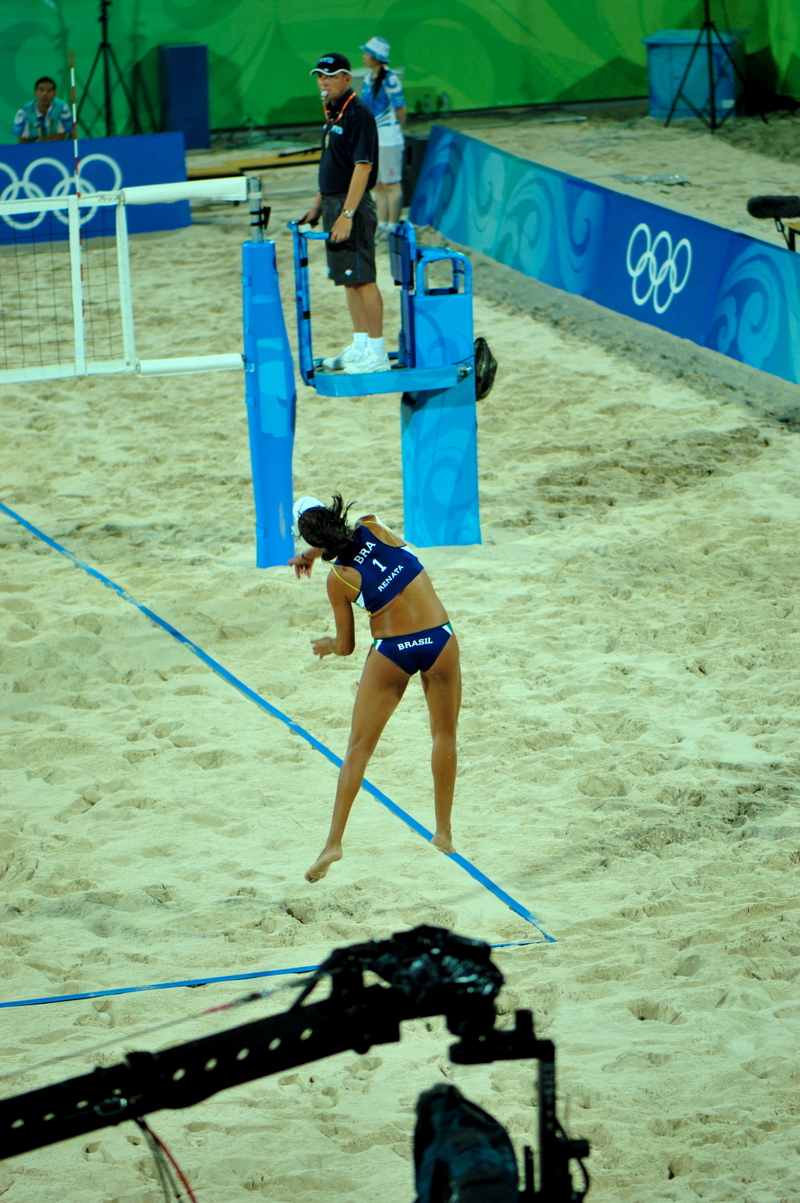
[0,927,589,1201]
[1,980,410,1160]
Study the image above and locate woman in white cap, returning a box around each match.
[289,494,460,883]
[359,36,407,237]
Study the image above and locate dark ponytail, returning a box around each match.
[298,493,356,561]
[375,63,388,92]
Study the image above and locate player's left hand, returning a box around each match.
[288,554,313,579]
[329,213,353,243]
[311,636,335,658]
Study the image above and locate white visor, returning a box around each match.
[292,495,325,537]
[360,36,390,62]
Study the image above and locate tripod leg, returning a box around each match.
[108,43,142,134]
[665,32,705,127]
[711,25,768,125]
[76,45,103,131]
[706,24,717,130]
[103,44,113,137]
[131,61,158,132]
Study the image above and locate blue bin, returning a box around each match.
[159,44,210,150]
[643,29,745,121]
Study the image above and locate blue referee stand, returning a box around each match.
[242,188,481,567]
[288,218,481,548]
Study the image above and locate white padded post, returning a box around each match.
[122,178,248,205]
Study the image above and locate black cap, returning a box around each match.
[310,52,351,76]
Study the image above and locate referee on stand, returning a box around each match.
[301,53,389,375]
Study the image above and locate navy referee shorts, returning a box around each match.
[321,192,377,287]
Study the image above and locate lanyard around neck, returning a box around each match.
[323,90,355,142]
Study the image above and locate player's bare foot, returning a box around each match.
[305,845,343,882]
[432,831,455,854]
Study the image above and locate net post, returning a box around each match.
[115,198,137,369]
[68,194,86,376]
[242,239,295,568]
[247,175,264,243]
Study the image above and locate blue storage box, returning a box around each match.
[159,44,210,150]
[643,29,745,121]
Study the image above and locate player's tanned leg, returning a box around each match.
[305,649,409,881]
[420,635,461,854]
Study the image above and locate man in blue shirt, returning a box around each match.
[301,53,389,375]
[13,77,73,142]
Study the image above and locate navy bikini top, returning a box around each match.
[334,521,424,614]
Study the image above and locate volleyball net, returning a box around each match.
[0,177,248,384]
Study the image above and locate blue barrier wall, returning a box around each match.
[410,127,800,388]
[0,133,190,244]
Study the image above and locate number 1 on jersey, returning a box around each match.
[372,558,387,572]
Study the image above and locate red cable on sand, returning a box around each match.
[156,1134,198,1203]
[143,1120,199,1203]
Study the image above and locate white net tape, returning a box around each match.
[0,154,122,231]
[0,177,247,383]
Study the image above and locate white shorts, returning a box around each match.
[377,142,404,185]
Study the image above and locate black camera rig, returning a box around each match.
[0,926,589,1201]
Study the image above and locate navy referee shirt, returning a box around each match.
[318,89,379,195]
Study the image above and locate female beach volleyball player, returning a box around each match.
[289,494,460,882]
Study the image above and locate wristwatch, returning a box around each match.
[343,209,355,218]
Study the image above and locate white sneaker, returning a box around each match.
[343,347,391,374]
[321,342,365,371]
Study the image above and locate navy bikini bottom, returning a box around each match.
[373,622,453,676]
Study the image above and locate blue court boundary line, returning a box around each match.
[0,502,554,943]
[0,943,540,1010]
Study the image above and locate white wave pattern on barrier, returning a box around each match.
[626,222,692,314]
[0,155,122,230]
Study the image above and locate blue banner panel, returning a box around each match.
[590,193,730,342]
[0,133,190,244]
[411,127,800,387]
[706,235,800,384]
[411,128,611,298]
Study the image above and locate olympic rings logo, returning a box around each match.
[0,155,122,230]
[626,222,692,314]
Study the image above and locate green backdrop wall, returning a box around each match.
[0,0,793,144]
[768,0,800,100]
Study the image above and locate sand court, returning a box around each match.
[1,124,800,1201]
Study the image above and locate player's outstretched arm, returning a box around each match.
[312,572,356,658]
[288,545,324,579]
